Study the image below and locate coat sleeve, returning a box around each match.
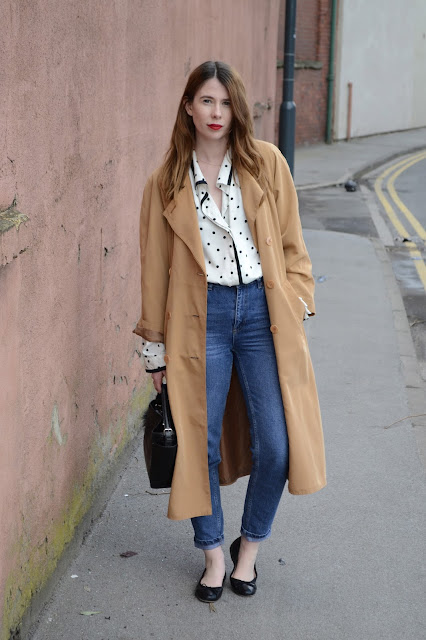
[133,173,170,342]
[272,146,316,315]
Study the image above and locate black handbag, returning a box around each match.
[143,383,177,489]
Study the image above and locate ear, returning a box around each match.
[184,99,193,116]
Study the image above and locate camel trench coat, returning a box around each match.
[134,140,326,520]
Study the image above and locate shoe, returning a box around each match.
[195,569,226,603]
[229,537,257,596]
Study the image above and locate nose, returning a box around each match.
[212,101,222,119]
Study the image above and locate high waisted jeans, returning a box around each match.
[191,278,289,549]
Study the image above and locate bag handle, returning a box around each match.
[161,383,175,446]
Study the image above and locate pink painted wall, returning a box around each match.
[0,1,280,635]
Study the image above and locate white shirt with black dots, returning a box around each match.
[190,149,262,285]
[140,341,167,374]
[141,150,310,372]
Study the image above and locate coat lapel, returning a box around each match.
[238,168,264,249]
[163,175,206,274]
[238,167,264,223]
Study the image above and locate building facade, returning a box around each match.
[334,0,426,139]
[276,0,426,145]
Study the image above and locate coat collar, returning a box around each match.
[162,168,264,271]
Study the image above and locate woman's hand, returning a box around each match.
[151,370,166,394]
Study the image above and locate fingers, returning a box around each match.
[151,371,165,394]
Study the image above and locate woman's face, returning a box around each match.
[185,77,233,145]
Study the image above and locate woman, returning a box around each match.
[134,61,326,602]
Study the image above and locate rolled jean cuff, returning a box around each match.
[240,526,272,543]
[193,534,224,550]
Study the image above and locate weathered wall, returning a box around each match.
[0,1,280,637]
[334,0,426,139]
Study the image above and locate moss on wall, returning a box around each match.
[0,206,28,235]
[1,383,151,640]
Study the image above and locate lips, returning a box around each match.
[208,124,223,130]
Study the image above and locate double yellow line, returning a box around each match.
[375,151,426,290]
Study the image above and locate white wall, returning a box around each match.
[334,0,426,139]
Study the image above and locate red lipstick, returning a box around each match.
[208,124,223,130]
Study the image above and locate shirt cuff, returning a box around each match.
[299,297,313,321]
[141,339,166,371]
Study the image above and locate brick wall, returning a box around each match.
[276,0,333,146]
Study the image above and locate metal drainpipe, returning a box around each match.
[326,0,338,144]
[278,0,297,176]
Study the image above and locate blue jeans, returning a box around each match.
[191,278,289,549]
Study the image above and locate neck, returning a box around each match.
[194,138,228,165]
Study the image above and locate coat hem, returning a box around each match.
[166,480,328,521]
[167,508,213,521]
[288,480,327,495]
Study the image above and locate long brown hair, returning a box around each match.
[158,61,269,203]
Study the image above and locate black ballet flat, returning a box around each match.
[195,569,226,603]
[229,537,257,597]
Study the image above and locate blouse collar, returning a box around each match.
[191,149,233,191]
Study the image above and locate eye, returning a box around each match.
[202,98,212,104]
[223,101,231,107]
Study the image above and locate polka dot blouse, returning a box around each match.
[190,149,262,286]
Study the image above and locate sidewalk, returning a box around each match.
[29,131,426,640]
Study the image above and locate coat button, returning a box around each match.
[266,237,272,245]
[270,325,278,334]
[166,311,172,319]
[266,280,274,289]
[164,355,170,364]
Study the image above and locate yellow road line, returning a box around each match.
[374,162,414,243]
[374,151,426,244]
[374,151,426,292]
[387,152,426,240]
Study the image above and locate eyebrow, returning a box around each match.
[199,94,230,100]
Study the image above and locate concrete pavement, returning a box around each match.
[28,131,426,640]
